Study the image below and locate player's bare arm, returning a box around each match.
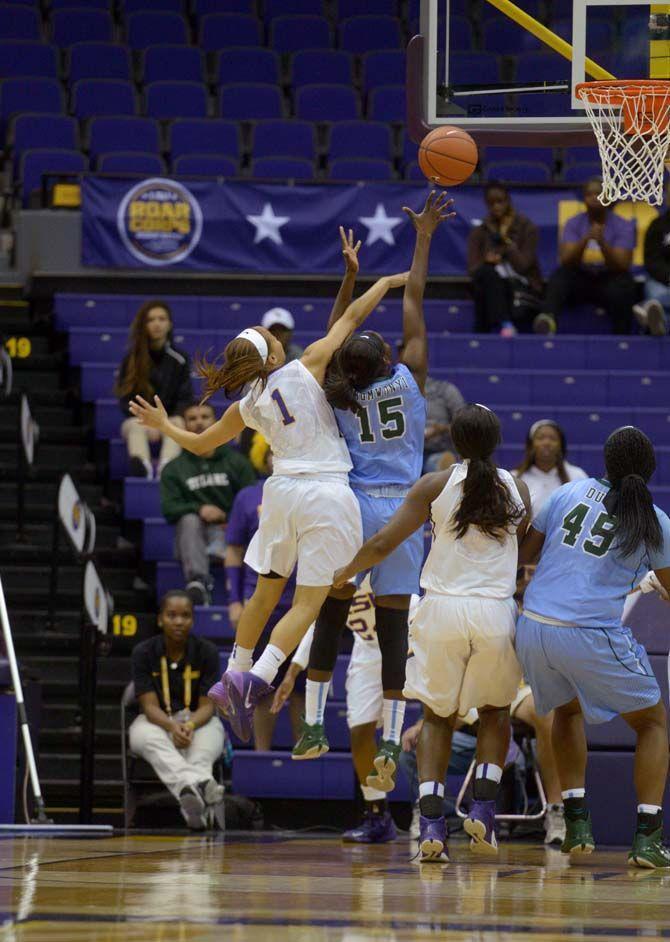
[327,227,361,329]
[129,397,245,455]
[518,526,546,567]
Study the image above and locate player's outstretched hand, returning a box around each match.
[402,189,456,236]
[129,394,168,430]
[340,226,362,275]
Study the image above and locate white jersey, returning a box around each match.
[421,461,525,600]
[238,359,351,477]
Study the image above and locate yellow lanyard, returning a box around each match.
[160,657,192,717]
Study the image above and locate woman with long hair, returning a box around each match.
[129,270,408,743]
[515,419,587,514]
[117,300,192,479]
[515,426,670,869]
[333,404,531,862]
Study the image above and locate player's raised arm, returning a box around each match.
[301,271,409,385]
[326,227,361,329]
[129,396,245,455]
[400,191,455,393]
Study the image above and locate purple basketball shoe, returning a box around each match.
[208,670,273,742]
[342,811,397,844]
[418,815,449,862]
[464,799,498,855]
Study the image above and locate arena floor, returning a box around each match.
[1,832,669,941]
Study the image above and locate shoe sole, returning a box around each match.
[420,838,448,862]
[292,743,329,761]
[464,817,498,856]
[564,842,595,856]
[628,854,670,869]
[366,755,397,792]
[207,681,230,718]
[647,301,667,336]
[221,673,253,743]
[179,793,206,830]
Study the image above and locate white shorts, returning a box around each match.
[245,474,363,588]
[345,634,382,729]
[404,593,522,718]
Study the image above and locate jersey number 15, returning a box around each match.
[357,396,405,444]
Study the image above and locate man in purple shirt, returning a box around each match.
[535,177,637,335]
[224,444,303,750]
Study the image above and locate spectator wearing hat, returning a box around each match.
[261,307,303,362]
[514,419,587,514]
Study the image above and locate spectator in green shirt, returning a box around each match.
[160,402,257,606]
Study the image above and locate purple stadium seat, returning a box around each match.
[585,337,657,371]
[11,114,79,169]
[20,148,86,206]
[0,41,57,78]
[264,0,323,18]
[127,11,188,49]
[449,51,500,86]
[338,0,397,16]
[51,8,113,45]
[329,157,394,180]
[513,91,574,117]
[71,79,137,118]
[253,119,315,159]
[122,0,183,11]
[68,42,132,83]
[173,154,237,176]
[368,84,405,121]
[295,84,359,121]
[143,44,204,83]
[195,0,254,14]
[563,145,600,165]
[329,120,392,160]
[217,47,279,86]
[483,14,542,52]
[0,79,63,132]
[361,49,406,92]
[220,83,284,119]
[169,118,240,159]
[69,329,127,364]
[0,4,41,39]
[485,161,552,184]
[252,157,314,179]
[291,49,352,87]
[98,151,166,174]
[271,15,331,53]
[608,371,670,408]
[446,14,473,51]
[485,145,554,170]
[553,18,615,52]
[89,116,160,159]
[142,519,174,561]
[52,0,109,6]
[511,337,588,371]
[530,370,608,407]
[199,13,262,50]
[339,15,401,54]
[405,159,423,180]
[563,162,605,184]
[513,50,570,83]
[145,81,209,119]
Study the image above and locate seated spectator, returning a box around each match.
[225,439,305,750]
[634,180,670,336]
[261,307,303,362]
[536,177,636,335]
[468,181,543,336]
[129,590,225,830]
[423,374,465,472]
[160,402,256,606]
[117,300,192,479]
[514,419,587,514]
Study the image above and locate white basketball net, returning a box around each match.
[576,81,670,206]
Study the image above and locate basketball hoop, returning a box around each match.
[575,80,670,206]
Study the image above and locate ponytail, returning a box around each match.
[196,336,272,401]
[324,350,360,413]
[452,456,523,541]
[324,333,387,414]
[604,426,663,558]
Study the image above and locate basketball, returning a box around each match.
[418,126,478,187]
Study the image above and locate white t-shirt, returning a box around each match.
[517,461,588,515]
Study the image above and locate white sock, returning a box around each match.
[382,698,405,744]
[562,788,586,800]
[228,644,253,673]
[475,762,503,784]
[361,785,386,802]
[305,679,329,726]
[638,803,662,815]
[419,781,445,799]
[250,644,285,685]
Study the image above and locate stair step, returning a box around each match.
[40,703,122,733]
[39,727,120,750]
[0,462,97,483]
[0,422,90,445]
[10,360,63,379]
[7,587,151,610]
[40,753,121,780]
[0,404,75,428]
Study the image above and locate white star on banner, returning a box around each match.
[246,203,290,245]
[358,203,403,246]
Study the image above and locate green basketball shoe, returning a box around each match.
[292,719,329,760]
[628,828,670,869]
[561,814,595,856]
[366,739,401,792]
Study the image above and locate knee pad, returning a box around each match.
[308,595,352,673]
[375,606,409,691]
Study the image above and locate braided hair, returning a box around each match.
[603,426,662,558]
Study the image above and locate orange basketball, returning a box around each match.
[418,126,478,187]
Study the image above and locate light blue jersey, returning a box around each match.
[524,477,670,629]
[335,363,426,490]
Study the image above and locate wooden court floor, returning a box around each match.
[1,832,670,942]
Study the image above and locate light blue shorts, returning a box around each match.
[354,489,423,597]
[515,613,661,725]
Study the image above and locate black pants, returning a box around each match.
[472,264,537,333]
[544,264,635,334]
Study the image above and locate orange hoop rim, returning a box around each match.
[576,79,670,103]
